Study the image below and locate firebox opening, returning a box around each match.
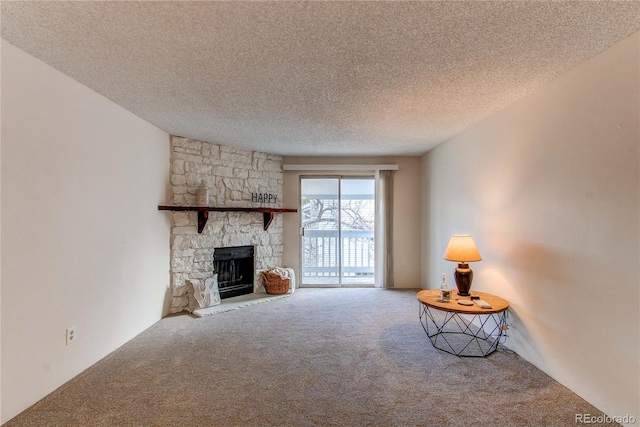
[213,245,255,299]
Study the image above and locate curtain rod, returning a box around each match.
[282,164,399,171]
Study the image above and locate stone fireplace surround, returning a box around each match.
[169,136,284,313]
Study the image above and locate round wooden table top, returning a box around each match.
[417,289,509,314]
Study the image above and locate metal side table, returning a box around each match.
[417,289,509,357]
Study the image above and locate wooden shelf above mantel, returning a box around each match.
[158,205,298,233]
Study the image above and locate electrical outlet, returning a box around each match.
[66,326,77,345]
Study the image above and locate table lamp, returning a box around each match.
[443,235,482,296]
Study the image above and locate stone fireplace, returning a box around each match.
[168,136,284,313]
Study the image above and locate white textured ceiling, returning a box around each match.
[2,1,640,156]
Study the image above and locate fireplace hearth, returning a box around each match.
[213,246,255,299]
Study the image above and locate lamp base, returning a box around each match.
[454,263,474,296]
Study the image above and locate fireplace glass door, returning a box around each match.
[300,177,375,287]
[213,245,254,299]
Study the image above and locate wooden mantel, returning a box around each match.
[158,206,298,233]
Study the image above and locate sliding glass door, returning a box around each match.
[300,177,375,287]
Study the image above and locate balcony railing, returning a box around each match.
[302,229,374,284]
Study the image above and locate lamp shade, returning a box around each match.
[443,235,482,263]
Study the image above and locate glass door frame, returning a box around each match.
[299,175,375,288]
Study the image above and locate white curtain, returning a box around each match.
[375,170,394,288]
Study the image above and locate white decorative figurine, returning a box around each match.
[440,273,451,302]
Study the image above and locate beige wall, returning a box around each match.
[282,156,421,288]
[421,32,639,420]
[1,41,170,423]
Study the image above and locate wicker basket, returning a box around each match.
[261,271,291,295]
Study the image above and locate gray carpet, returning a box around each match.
[5,288,616,426]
